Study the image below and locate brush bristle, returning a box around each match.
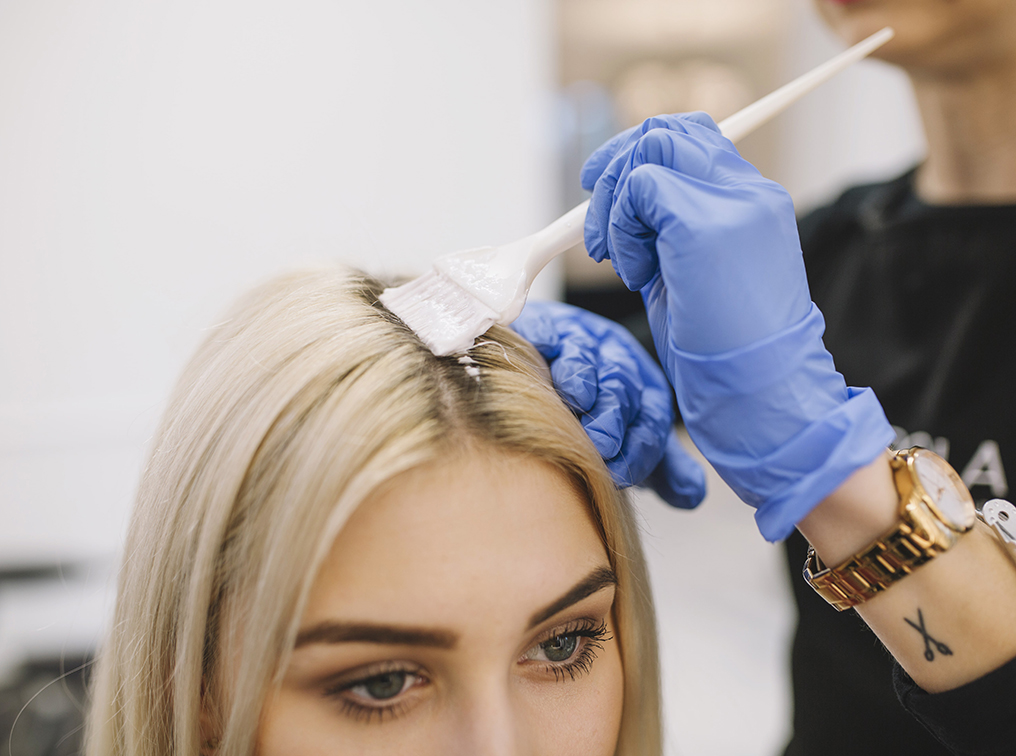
[379,271,500,356]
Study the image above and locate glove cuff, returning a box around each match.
[751,387,895,541]
[666,305,896,541]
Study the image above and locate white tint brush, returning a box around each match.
[381,26,895,356]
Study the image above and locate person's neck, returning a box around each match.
[911,59,1016,205]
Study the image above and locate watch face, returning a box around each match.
[913,450,976,530]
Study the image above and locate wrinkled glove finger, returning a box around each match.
[620,126,756,197]
[605,167,667,292]
[602,375,672,485]
[621,162,808,354]
[604,418,664,488]
[580,336,645,458]
[580,123,641,192]
[637,272,674,375]
[583,114,728,264]
[608,160,720,292]
[585,141,641,263]
[510,301,688,494]
[512,302,602,412]
[581,113,726,196]
[584,119,676,263]
[677,110,723,133]
[604,128,762,291]
[550,326,601,412]
[644,429,707,509]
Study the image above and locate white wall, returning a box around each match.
[0,0,557,564]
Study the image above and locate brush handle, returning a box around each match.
[523,199,591,278]
[524,26,895,279]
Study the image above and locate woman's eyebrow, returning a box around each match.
[527,565,618,629]
[294,566,617,649]
[295,622,458,649]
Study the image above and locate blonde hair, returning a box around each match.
[85,267,662,756]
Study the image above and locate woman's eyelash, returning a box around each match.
[548,641,599,682]
[336,696,410,725]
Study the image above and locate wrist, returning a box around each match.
[664,302,896,541]
[797,451,899,566]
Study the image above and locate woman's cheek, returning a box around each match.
[523,634,625,756]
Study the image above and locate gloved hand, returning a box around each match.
[581,112,895,540]
[512,300,706,509]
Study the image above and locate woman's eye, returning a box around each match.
[348,671,416,702]
[521,619,611,681]
[524,632,584,664]
[323,667,430,724]
[540,634,579,662]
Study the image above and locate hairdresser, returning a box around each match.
[777,3,1016,753]
[513,35,1016,756]
[515,4,1016,754]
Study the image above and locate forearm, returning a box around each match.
[798,452,1016,693]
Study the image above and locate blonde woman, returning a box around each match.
[85,267,663,756]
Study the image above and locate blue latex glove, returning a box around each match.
[581,112,895,541]
[512,300,706,509]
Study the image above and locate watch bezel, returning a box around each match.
[901,447,976,532]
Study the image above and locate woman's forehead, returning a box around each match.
[299,450,611,640]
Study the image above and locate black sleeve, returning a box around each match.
[797,201,838,261]
[894,655,1016,755]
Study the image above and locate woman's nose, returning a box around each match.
[446,683,533,756]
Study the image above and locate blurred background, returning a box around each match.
[0,0,923,753]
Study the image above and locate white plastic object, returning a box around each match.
[509,26,896,300]
[380,26,895,355]
[982,499,1016,544]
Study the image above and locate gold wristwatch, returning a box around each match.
[803,447,976,611]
